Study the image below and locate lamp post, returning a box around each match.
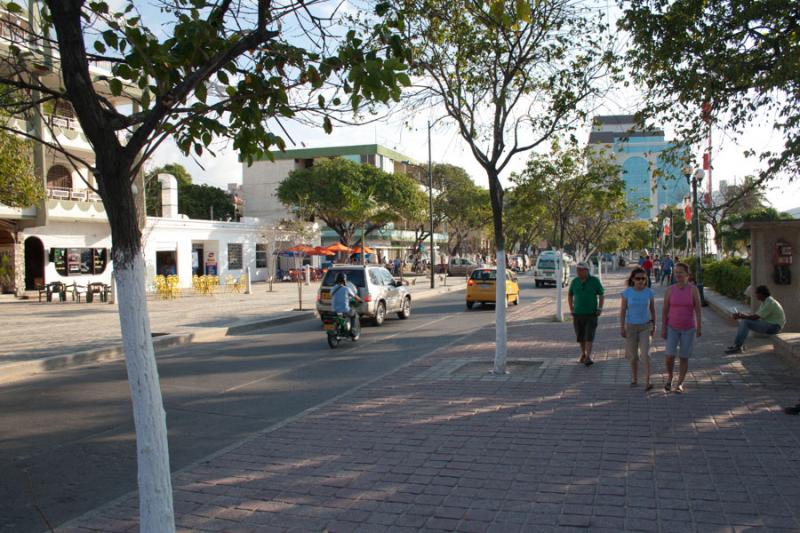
[428,120,435,288]
[685,167,706,305]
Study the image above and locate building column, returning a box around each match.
[14,234,25,297]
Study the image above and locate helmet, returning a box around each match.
[335,272,347,284]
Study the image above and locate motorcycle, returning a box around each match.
[322,309,359,349]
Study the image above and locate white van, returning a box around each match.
[533,251,570,287]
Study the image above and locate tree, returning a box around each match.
[620,0,800,181]
[0,130,42,207]
[398,0,616,372]
[0,1,410,529]
[277,157,425,246]
[146,164,235,220]
[719,206,793,254]
[698,176,767,255]
[517,141,626,260]
[431,164,491,257]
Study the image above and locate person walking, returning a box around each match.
[620,267,656,390]
[725,285,785,354]
[568,261,605,366]
[661,255,674,286]
[661,262,702,393]
[653,255,662,283]
[642,255,653,287]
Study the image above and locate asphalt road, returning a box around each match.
[0,274,554,532]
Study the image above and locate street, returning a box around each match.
[0,276,548,532]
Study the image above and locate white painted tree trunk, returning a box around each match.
[555,253,564,322]
[492,249,508,374]
[115,255,175,532]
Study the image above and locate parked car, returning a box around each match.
[316,265,411,326]
[466,267,520,308]
[447,257,479,277]
[533,251,570,287]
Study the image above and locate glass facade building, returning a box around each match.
[589,116,689,220]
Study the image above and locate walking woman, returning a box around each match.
[620,267,656,390]
[661,262,702,393]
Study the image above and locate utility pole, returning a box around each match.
[427,120,435,289]
[689,168,706,305]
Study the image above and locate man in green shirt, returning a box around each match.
[725,285,785,354]
[568,261,605,366]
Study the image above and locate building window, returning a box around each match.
[255,244,268,268]
[47,165,72,189]
[228,243,243,270]
[51,248,108,276]
[360,154,376,166]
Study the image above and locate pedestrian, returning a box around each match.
[661,254,674,286]
[620,267,656,390]
[661,262,702,393]
[642,255,653,287]
[653,255,662,283]
[725,285,785,354]
[392,257,401,276]
[568,261,605,366]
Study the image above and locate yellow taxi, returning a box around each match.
[466,267,520,309]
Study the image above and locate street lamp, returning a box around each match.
[684,166,706,305]
[427,117,449,288]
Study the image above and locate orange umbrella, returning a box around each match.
[286,244,316,254]
[351,245,376,254]
[324,242,352,253]
[312,246,334,256]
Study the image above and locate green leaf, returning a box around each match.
[94,41,106,54]
[5,2,22,14]
[216,70,229,85]
[323,116,332,134]
[108,78,123,96]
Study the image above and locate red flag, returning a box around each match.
[684,197,692,223]
[663,218,671,237]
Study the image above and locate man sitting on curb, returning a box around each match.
[725,285,785,355]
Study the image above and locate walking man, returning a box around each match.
[661,254,674,286]
[725,285,785,354]
[568,261,605,366]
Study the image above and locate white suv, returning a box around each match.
[316,265,412,326]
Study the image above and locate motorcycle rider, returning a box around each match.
[331,272,362,338]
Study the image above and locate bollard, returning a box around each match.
[245,266,252,294]
[555,254,563,322]
[304,264,310,286]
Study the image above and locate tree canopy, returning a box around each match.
[432,164,491,256]
[620,0,800,181]
[0,130,41,207]
[276,157,426,246]
[145,163,235,220]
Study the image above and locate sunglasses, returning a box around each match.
[634,277,647,281]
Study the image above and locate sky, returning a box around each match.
[135,0,796,213]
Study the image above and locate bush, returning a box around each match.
[687,257,750,301]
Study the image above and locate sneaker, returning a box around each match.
[784,406,800,415]
[724,345,744,355]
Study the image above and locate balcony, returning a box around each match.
[45,187,107,222]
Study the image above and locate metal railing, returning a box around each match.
[46,187,103,202]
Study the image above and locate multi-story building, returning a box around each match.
[589,115,690,220]
[241,144,448,261]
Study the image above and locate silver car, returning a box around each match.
[316,265,411,326]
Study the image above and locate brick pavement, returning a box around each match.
[61,272,800,532]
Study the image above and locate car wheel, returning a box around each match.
[397,297,411,319]
[374,302,386,326]
[535,280,541,288]
[466,301,474,309]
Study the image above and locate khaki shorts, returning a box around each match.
[625,322,652,361]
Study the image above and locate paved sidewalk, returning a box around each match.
[0,275,464,382]
[61,271,800,532]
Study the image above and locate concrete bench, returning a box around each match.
[774,333,800,369]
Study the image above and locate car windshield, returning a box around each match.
[322,269,366,287]
[538,259,555,269]
[470,269,497,281]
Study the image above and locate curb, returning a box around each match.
[0,311,314,385]
[0,284,465,385]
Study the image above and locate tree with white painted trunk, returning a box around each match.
[0,0,410,529]
[394,0,618,372]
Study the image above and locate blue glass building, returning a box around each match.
[589,115,689,220]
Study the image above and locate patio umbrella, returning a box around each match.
[351,245,376,254]
[324,242,351,253]
[312,246,334,256]
[286,244,316,254]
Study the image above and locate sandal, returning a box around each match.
[584,359,594,367]
[663,383,671,392]
[645,384,654,391]
[675,384,684,393]
[630,381,638,387]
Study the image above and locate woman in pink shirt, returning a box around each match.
[660,262,702,393]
